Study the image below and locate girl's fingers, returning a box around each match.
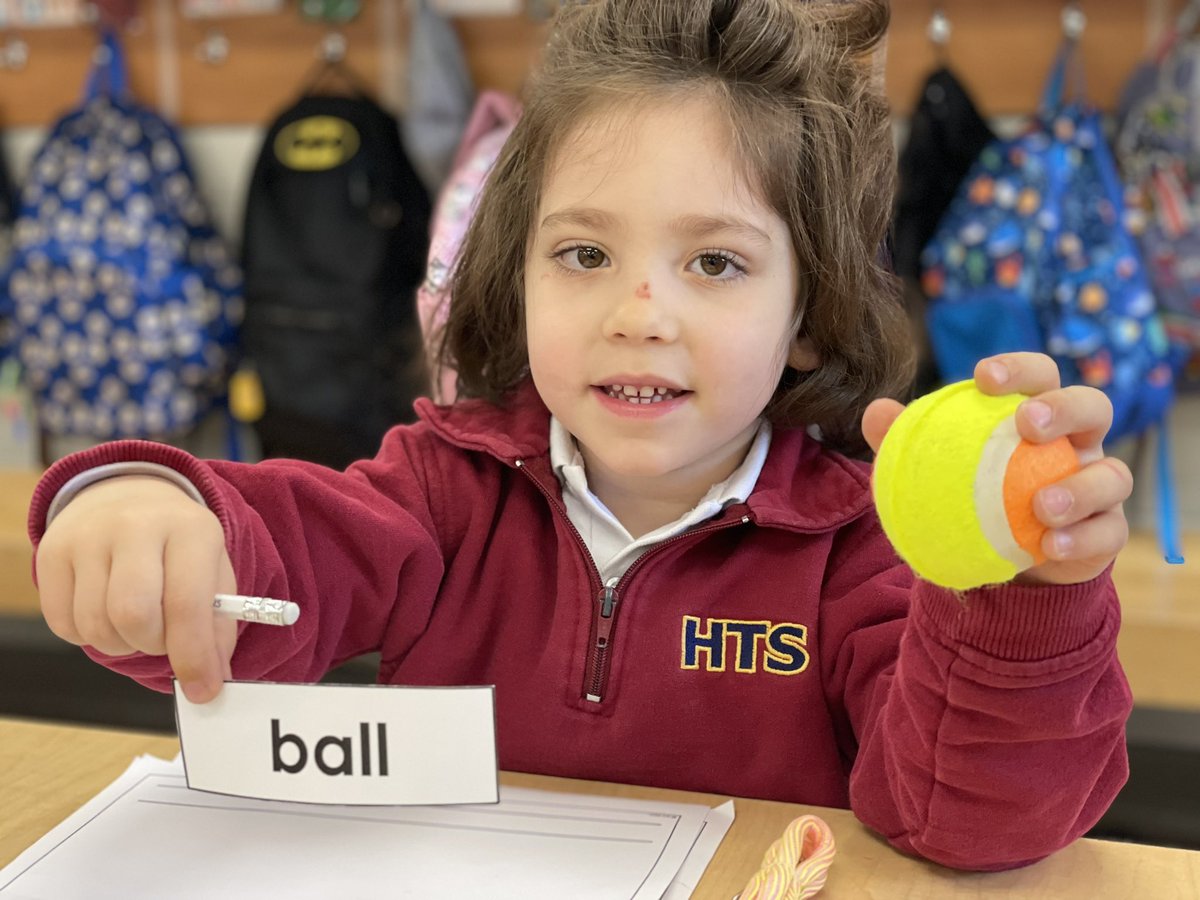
[1035,457,1133,530]
[974,353,1062,397]
[975,355,1114,459]
[36,541,83,646]
[162,522,226,703]
[106,539,167,656]
[214,551,239,682]
[72,550,135,658]
[862,398,904,455]
[1015,385,1114,459]
[1042,506,1130,564]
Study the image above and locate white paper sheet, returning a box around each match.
[664,800,736,899]
[0,755,734,899]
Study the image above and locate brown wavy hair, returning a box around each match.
[438,0,915,455]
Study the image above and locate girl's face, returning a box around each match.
[524,94,816,506]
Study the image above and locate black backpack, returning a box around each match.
[893,67,995,396]
[241,92,432,468]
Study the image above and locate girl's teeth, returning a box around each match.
[606,384,680,403]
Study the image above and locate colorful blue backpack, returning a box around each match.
[921,42,1185,561]
[921,44,1181,445]
[0,29,242,445]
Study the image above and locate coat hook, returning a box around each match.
[0,35,28,71]
[196,28,230,65]
[1062,2,1087,41]
[320,31,347,63]
[927,7,951,48]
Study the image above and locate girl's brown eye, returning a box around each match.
[577,247,606,268]
[699,255,727,276]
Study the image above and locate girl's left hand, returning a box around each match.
[862,352,1133,586]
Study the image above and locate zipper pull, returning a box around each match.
[598,582,617,618]
[585,580,620,703]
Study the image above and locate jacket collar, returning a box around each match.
[414,379,872,533]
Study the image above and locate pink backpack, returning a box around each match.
[418,91,521,402]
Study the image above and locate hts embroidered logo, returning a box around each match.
[681,617,810,675]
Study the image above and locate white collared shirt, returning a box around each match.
[549,416,771,584]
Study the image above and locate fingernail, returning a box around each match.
[181,679,213,703]
[1052,531,1074,557]
[988,361,1010,385]
[1024,400,1053,429]
[1041,486,1072,517]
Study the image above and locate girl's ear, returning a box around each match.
[787,335,820,371]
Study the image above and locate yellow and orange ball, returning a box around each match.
[872,380,1080,590]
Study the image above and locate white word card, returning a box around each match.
[175,681,498,806]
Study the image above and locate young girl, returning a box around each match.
[31,0,1133,874]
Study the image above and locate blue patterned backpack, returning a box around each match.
[921,43,1181,445]
[921,41,1185,561]
[0,29,242,445]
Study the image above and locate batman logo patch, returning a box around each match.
[275,116,361,171]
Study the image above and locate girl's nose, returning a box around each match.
[602,276,679,343]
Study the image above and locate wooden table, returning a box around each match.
[2,717,1198,898]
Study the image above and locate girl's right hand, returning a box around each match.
[35,475,238,703]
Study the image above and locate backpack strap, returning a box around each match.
[222,398,243,464]
[1040,39,1088,117]
[1155,416,1186,564]
[83,28,129,101]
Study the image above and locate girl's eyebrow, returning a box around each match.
[540,207,621,232]
[669,213,773,247]
[539,208,772,247]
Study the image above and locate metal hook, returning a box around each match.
[0,35,28,71]
[927,7,951,48]
[320,31,347,63]
[196,29,230,66]
[1062,2,1086,42]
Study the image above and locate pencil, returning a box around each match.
[212,594,300,626]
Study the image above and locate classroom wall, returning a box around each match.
[885,0,1183,115]
[0,1,1187,127]
[0,3,547,127]
[0,0,1197,534]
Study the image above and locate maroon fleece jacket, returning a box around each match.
[28,381,1131,871]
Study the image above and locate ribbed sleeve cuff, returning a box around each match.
[914,565,1117,662]
[29,440,231,544]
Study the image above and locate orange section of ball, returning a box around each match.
[1002,436,1081,562]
